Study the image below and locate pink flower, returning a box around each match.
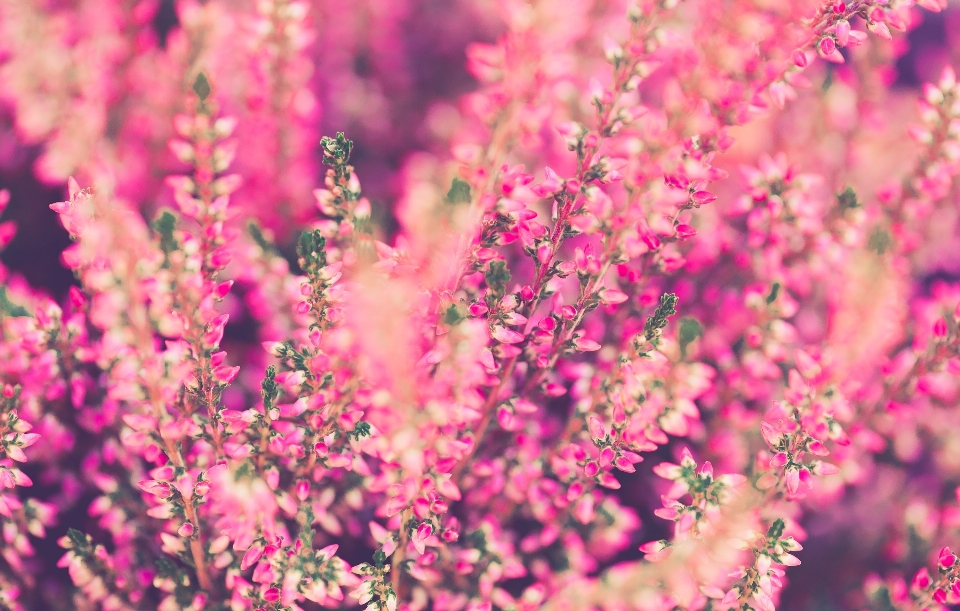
[492,326,524,344]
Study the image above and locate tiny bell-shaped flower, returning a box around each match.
[296,479,310,502]
[203,314,229,348]
[867,15,892,41]
[792,49,808,68]
[496,406,515,431]
[760,422,784,449]
[213,365,240,385]
[194,480,210,498]
[638,539,670,562]
[835,19,850,46]
[588,416,606,440]
[492,326,524,344]
[614,454,637,473]
[721,587,741,605]
[241,543,264,570]
[556,122,587,150]
[940,546,956,568]
[817,36,843,63]
[691,190,717,207]
[573,336,601,352]
[413,523,433,555]
[818,36,835,57]
[934,588,948,604]
[934,317,948,338]
[603,36,623,63]
[785,467,801,495]
[596,472,621,489]
[811,461,840,476]
[567,481,585,501]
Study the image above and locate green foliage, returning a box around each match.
[193,72,211,102]
[0,287,28,317]
[320,132,354,167]
[766,517,786,540]
[1,385,20,413]
[152,210,178,254]
[465,529,488,554]
[247,221,276,254]
[837,186,859,209]
[66,528,89,550]
[821,64,835,93]
[766,282,781,304]
[261,365,280,408]
[155,556,195,607]
[643,293,678,344]
[443,304,464,326]
[678,317,702,358]
[866,587,897,611]
[484,261,511,295]
[868,226,892,255]
[297,229,328,274]
[348,421,372,441]
[445,178,472,204]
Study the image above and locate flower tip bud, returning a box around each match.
[792,49,808,68]
[818,37,836,57]
[940,547,956,567]
[934,317,948,338]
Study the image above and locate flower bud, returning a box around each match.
[835,19,850,46]
[819,37,836,58]
[934,317,948,338]
[792,49,808,68]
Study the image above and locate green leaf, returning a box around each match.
[248,221,275,253]
[766,282,780,304]
[351,421,372,439]
[297,230,316,259]
[443,304,463,326]
[766,517,785,540]
[837,186,859,209]
[0,287,29,317]
[868,226,892,255]
[261,365,279,406]
[643,293,678,343]
[320,132,354,166]
[66,528,89,550]
[678,317,702,358]
[658,293,678,317]
[445,178,472,205]
[193,72,211,102]
[297,229,327,273]
[484,261,511,294]
[152,210,177,254]
[821,64,834,93]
